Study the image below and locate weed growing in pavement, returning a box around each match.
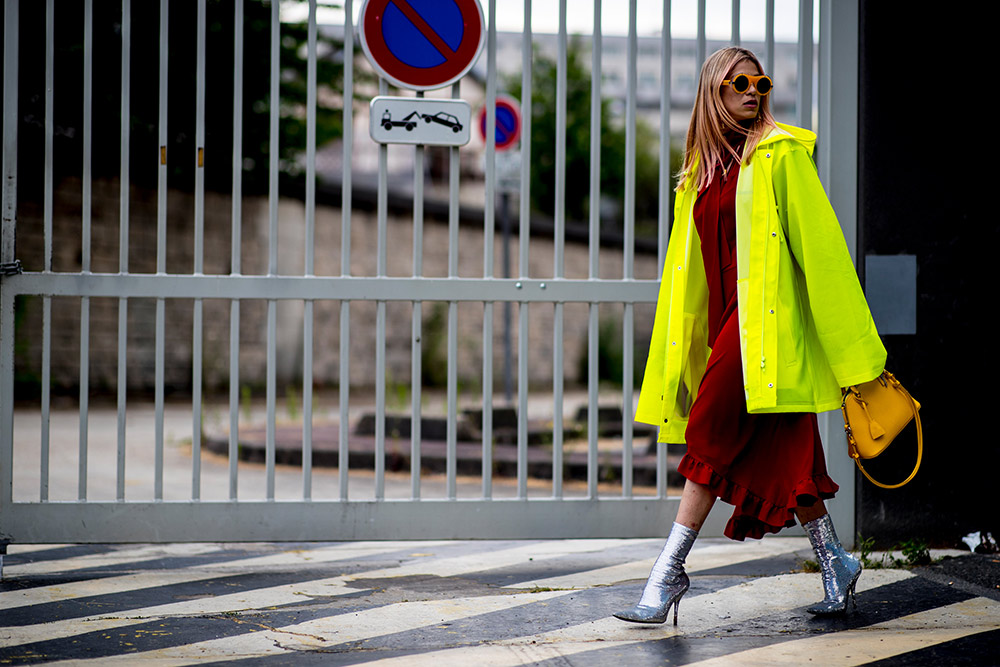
[798,558,820,573]
[856,534,933,569]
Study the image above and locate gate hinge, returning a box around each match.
[0,260,23,275]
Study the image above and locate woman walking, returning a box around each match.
[615,46,885,624]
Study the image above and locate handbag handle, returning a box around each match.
[847,376,923,489]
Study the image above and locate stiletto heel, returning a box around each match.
[614,523,698,625]
[804,514,862,615]
[614,572,689,624]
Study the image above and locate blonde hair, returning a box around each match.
[679,47,778,192]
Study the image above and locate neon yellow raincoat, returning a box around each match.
[636,123,885,443]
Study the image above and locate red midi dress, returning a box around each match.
[678,146,839,541]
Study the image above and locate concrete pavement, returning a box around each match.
[2,538,998,665]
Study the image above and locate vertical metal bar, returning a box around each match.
[78,0,94,502]
[339,0,354,501]
[191,0,206,501]
[117,0,131,502]
[0,291,12,508]
[658,0,671,500]
[623,301,635,497]
[303,0,318,501]
[658,433,668,497]
[446,80,460,501]
[658,0,671,274]
[265,0,280,500]
[732,0,740,45]
[818,0,859,543]
[78,296,90,501]
[765,0,775,73]
[411,88,425,501]
[41,0,54,502]
[516,0,531,500]
[375,77,388,501]
[0,0,19,509]
[586,0,602,502]
[338,299,350,501]
[229,297,240,500]
[229,0,243,501]
[82,0,93,276]
[266,300,277,500]
[154,0,169,501]
[553,0,567,499]
[696,0,706,73]
[797,0,814,129]
[482,0,497,500]
[41,293,51,500]
[621,0,638,499]
[0,0,18,268]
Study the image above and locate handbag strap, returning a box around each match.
[848,374,923,489]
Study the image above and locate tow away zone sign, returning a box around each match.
[369,96,472,146]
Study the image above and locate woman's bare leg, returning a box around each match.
[676,478,717,531]
[794,499,827,524]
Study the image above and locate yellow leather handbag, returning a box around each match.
[841,370,922,489]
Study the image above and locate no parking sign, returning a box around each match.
[478,95,521,151]
[359,0,486,91]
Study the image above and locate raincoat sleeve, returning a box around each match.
[771,145,886,387]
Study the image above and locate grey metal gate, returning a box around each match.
[1,0,857,545]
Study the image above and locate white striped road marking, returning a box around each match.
[335,539,639,582]
[39,590,574,665]
[505,536,812,590]
[364,641,641,666]
[311,571,918,666]
[682,596,1000,666]
[0,576,358,646]
[0,539,635,643]
[0,541,460,612]
[198,541,459,570]
[3,544,226,577]
[0,571,224,613]
[507,570,913,645]
[9,570,915,662]
[5,544,73,554]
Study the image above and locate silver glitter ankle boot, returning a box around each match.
[803,514,862,615]
[614,522,698,625]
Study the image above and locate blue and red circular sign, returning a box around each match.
[359,0,485,91]
[478,95,521,151]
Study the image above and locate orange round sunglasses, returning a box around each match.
[722,73,773,95]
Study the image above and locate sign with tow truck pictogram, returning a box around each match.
[369,96,471,146]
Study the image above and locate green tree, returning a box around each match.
[13,0,360,198]
[507,37,662,232]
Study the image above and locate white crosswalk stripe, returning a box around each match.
[682,597,1000,667]
[505,536,812,590]
[1,539,995,666]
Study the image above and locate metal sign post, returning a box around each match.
[477,96,522,404]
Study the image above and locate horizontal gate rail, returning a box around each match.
[1,274,660,303]
[1,499,687,543]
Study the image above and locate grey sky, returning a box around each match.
[282,0,815,41]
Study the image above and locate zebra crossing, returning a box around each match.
[1,538,997,665]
